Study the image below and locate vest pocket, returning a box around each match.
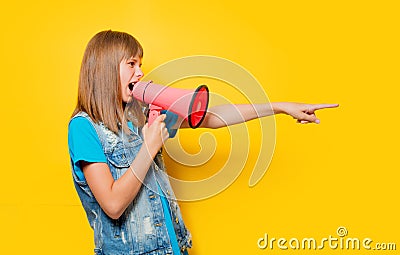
[107,149,130,168]
[94,248,103,255]
[112,217,129,245]
[113,219,122,237]
[107,140,141,169]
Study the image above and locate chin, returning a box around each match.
[124,95,133,104]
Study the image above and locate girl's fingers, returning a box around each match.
[310,103,339,111]
[296,113,319,124]
[154,114,167,123]
[300,112,318,123]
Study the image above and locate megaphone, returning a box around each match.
[129,81,209,128]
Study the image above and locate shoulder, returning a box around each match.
[68,114,105,158]
[68,114,101,145]
[69,111,91,127]
[69,116,96,134]
[69,115,92,128]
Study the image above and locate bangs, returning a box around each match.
[121,35,143,61]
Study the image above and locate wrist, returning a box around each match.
[271,102,286,115]
[142,141,161,159]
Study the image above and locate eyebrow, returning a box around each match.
[129,56,142,62]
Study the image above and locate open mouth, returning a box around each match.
[128,82,136,91]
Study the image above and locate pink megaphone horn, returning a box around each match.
[129,81,209,128]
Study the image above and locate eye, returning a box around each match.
[128,61,135,67]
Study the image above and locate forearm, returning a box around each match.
[108,146,156,217]
[200,102,285,128]
[84,144,158,219]
[178,101,337,128]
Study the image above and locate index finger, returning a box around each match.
[309,103,339,111]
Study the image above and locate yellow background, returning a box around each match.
[1,0,399,254]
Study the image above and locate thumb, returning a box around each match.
[155,114,167,123]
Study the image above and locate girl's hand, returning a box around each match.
[141,114,169,157]
[276,102,339,124]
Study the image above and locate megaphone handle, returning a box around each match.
[147,104,163,126]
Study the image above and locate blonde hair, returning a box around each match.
[72,30,145,134]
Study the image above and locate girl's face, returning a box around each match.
[120,55,143,103]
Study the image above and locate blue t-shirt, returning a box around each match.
[68,112,181,254]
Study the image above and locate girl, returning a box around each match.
[68,30,338,255]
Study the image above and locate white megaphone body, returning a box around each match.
[129,81,209,128]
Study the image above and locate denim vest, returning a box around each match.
[70,112,192,255]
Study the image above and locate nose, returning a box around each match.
[135,66,144,78]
